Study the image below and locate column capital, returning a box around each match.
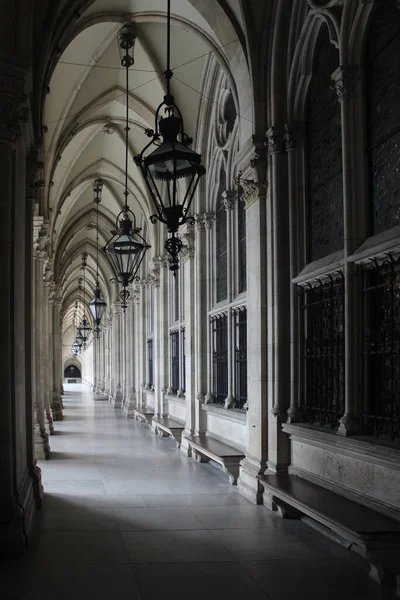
[0,59,28,143]
[194,213,215,231]
[332,65,359,101]
[222,190,236,211]
[265,126,286,155]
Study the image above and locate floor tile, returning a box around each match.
[122,529,235,563]
[113,507,205,530]
[132,562,269,599]
[32,531,130,564]
[142,492,251,508]
[103,479,174,496]
[41,508,117,531]
[190,505,276,529]
[43,492,147,509]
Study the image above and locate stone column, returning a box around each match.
[265,129,291,477]
[236,150,269,504]
[43,260,54,435]
[111,305,123,408]
[333,66,363,436]
[137,282,147,407]
[180,224,196,457]
[32,222,50,459]
[156,257,169,416]
[122,290,136,416]
[0,57,43,555]
[222,191,236,409]
[193,214,214,434]
[50,284,63,420]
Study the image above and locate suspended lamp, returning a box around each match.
[89,180,107,336]
[103,24,150,309]
[134,0,205,275]
[77,256,92,348]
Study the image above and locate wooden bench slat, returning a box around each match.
[186,435,245,458]
[259,474,400,537]
[152,417,184,431]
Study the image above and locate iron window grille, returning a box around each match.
[233,307,247,409]
[359,255,400,441]
[147,338,154,388]
[211,313,228,405]
[170,330,180,393]
[299,273,345,428]
[180,327,186,392]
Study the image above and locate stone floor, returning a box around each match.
[1,384,397,600]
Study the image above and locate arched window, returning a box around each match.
[216,169,227,302]
[306,23,343,262]
[366,0,400,234]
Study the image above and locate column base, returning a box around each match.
[51,395,63,421]
[237,456,267,505]
[93,391,109,401]
[0,465,43,558]
[110,392,123,409]
[337,412,361,436]
[180,431,193,458]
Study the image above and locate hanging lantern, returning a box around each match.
[89,179,107,331]
[134,0,205,274]
[103,24,150,308]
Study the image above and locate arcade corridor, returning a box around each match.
[0,385,396,600]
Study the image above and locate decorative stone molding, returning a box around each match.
[204,392,213,404]
[332,65,359,101]
[307,0,343,9]
[149,257,161,287]
[222,190,236,211]
[266,126,286,155]
[194,213,215,231]
[180,223,195,262]
[101,122,115,135]
[284,124,302,152]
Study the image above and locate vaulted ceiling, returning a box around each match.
[40,0,246,338]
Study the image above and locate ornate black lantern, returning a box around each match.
[134,0,205,274]
[103,24,150,307]
[89,179,107,335]
[77,255,92,348]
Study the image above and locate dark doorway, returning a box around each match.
[64,364,81,379]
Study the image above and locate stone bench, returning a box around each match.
[133,406,154,426]
[258,473,400,589]
[152,416,184,447]
[185,435,245,485]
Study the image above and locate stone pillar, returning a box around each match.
[156,257,169,416]
[0,57,43,555]
[50,284,63,420]
[180,224,196,457]
[333,66,363,436]
[237,150,269,504]
[122,289,136,416]
[110,305,123,408]
[264,128,291,477]
[43,260,54,435]
[32,222,50,459]
[222,191,236,409]
[193,214,214,434]
[137,282,147,407]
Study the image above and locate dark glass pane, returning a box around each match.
[299,275,345,428]
[306,24,343,261]
[216,170,227,302]
[234,309,247,409]
[147,339,153,387]
[238,187,247,293]
[170,331,179,392]
[211,314,228,405]
[174,273,179,321]
[359,257,400,441]
[367,0,400,234]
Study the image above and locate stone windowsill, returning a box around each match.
[282,423,400,470]
[201,403,247,424]
[348,224,400,264]
[293,250,344,286]
[166,394,186,406]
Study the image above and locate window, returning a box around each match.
[360,256,400,440]
[238,188,246,293]
[170,330,180,393]
[234,308,247,408]
[180,327,186,392]
[174,272,179,322]
[366,0,400,234]
[299,274,345,428]
[147,338,153,388]
[216,170,227,302]
[211,314,228,405]
[306,23,343,262]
